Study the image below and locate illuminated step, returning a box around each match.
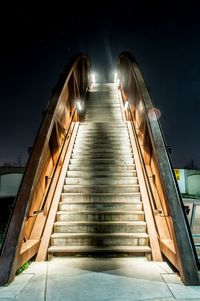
[70,153,133,160]
[56,211,144,222]
[64,177,138,186]
[60,192,141,203]
[72,148,133,154]
[50,233,149,247]
[59,201,142,212]
[69,158,134,165]
[63,184,140,193]
[48,245,151,255]
[53,221,147,233]
[68,164,136,171]
[66,171,137,177]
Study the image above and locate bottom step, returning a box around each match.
[48,245,151,255]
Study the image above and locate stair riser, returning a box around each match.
[75,138,129,143]
[70,159,134,165]
[61,194,141,202]
[59,203,143,211]
[68,165,136,171]
[76,133,129,138]
[66,171,137,177]
[72,148,132,153]
[63,186,140,193]
[51,237,149,247]
[64,178,138,185]
[78,129,128,133]
[85,115,122,119]
[56,213,144,222]
[71,154,133,159]
[54,224,147,233]
[73,143,132,149]
[79,127,127,131]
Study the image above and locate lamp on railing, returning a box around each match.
[90,72,96,84]
[88,72,96,91]
[114,71,121,88]
[76,99,83,111]
[114,71,118,83]
[124,100,130,111]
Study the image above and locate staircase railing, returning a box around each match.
[0,53,90,285]
[117,52,200,285]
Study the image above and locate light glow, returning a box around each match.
[114,71,118,83]
[124,101,130,111]
[91,73,96,84]
[76,100,83,111]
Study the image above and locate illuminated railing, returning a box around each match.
[0,53,90,285]
[117,52,200,285]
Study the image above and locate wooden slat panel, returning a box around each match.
[18,240,40,270]
[36,123,79,261]
[127,121,162,261]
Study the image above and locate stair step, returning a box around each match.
[71,153,133,159]
[64,177,138,185]
[56,211,145,222]
[72,148,133,153]
[80,123,126,127]
[54,221,147,233]
[48,245,151,254]
[75,137,129,142]
[63,184,140,193]
[59,201,143,211]
[66,171,137,177]
[74,143,132,148]
[60,192,141,202]
[70,158,134,165]
[68,164,136,171]
[76,133,129,138]
[78,129,128,133]
[51,233,149,247]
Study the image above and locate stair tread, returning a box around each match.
[60,201,142,205]
[54,221,146,225]
[48,245,151,252]
[51,233,149,238]
[56,211,144,215]
[61,192,141,196]
[63,183,139,188]
[65,176,137,179]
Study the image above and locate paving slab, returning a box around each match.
[0,257,200,301]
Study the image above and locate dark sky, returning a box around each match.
[0,1,200,168]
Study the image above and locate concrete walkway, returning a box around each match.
[0,257,200,301]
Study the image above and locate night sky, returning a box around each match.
[0,2,200,168]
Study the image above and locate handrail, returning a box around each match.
[118,52,200,285]
[0,53,90,285]
[31,107,77,217]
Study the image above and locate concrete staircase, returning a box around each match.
[48,83,151,257]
